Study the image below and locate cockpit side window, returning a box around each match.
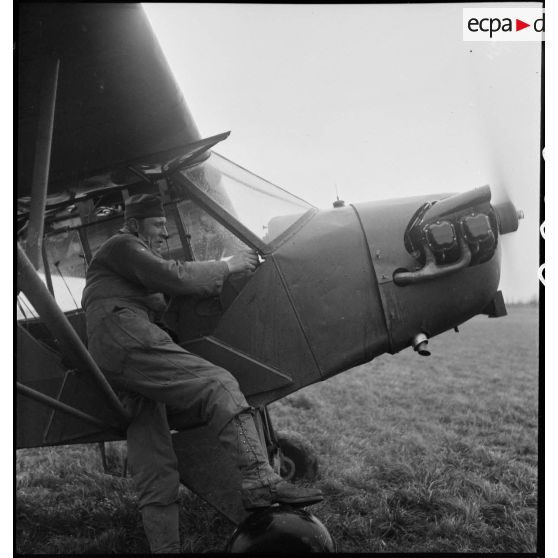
[175,199,249,262]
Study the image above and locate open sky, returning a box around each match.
[9,13,546,297]
[144,3,542,303]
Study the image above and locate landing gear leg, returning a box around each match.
[254,406,319,481]
[253,405,282,475]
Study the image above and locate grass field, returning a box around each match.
[16,305,539,553]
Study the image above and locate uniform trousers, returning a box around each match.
[87,305,250,508]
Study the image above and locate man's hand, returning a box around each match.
[226,249,259,275]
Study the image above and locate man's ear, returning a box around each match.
[127,218,140,233]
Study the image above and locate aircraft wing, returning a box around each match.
[17,3,201,199]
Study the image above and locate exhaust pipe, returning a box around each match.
[420,185,492,223]
[394,237,472,286]
[412,333,431,356]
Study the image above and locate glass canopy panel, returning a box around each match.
[176,199,248,262]
[180,153,314,244]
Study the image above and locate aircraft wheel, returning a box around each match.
[226,505,335,553]
[276,431,318,481]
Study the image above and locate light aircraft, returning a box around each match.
[16,3,523,549]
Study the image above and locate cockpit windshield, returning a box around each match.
[179,153,314,245]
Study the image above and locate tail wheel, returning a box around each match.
[276,431,318,482]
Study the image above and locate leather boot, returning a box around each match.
[220,411,323,510]
[141,503,180,553]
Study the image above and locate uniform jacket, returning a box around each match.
[82,231,230,337]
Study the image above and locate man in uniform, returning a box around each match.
[81,193,322,553]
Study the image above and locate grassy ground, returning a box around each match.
[16,305,539,553]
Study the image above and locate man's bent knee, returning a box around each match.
[198,373,250,432]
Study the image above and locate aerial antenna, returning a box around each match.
[333,182,345,208]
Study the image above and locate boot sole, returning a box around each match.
[244,495,323,511]
[277,495,324,507]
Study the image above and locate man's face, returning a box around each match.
[137,217,168,255]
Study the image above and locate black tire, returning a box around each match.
[276,430,318,482]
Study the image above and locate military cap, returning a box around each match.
[124,193,165,220]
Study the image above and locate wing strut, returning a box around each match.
[26,57,60,269]
[16,382,121,432]
[17,244,131,427]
